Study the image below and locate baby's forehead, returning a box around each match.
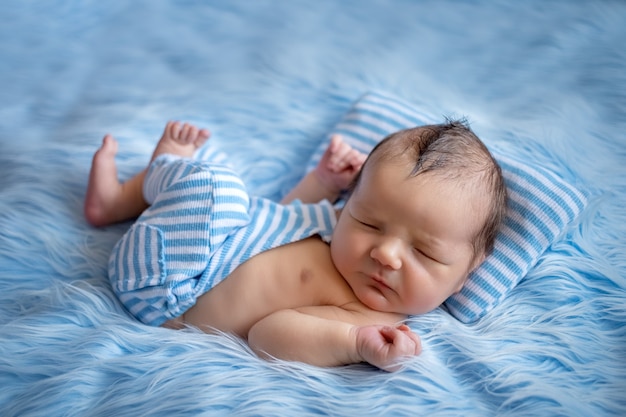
[364,155,465,193]
[361,159,489,216]
[365,154,460,186]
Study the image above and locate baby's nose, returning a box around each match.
[370,238,402,270]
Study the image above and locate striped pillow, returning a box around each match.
[307,92,588,323]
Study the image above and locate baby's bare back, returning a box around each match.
[181,237,362,337]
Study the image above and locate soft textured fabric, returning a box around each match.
[110,154,336,325]
[306,92,588,322]
[1,2,625,416]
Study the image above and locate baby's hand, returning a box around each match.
[355,324,421,372]
[314,135,367,195]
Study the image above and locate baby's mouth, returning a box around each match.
[370,275,392,291]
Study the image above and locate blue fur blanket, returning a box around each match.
[1,2,625,416]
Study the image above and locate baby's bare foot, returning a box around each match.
[151,121,210,161]
[85,134,152,226]
[84,135,124,227]
[85,122,211,227]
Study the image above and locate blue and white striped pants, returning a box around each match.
[108,155,251,326]
[109,154,337,326]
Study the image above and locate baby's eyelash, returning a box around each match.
[413,247,437,262]
[359,220,377,229]
[352,214,378,230]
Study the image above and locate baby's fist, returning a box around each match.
[355,324,421,372]
[314,135,367,194]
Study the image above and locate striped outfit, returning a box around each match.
[109,154,337,326]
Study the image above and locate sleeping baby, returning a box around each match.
[85,119,506,371]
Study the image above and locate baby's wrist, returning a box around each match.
[348,325,366,364]
[312,168,342,198]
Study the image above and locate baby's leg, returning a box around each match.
[84,135,147,227]
[84,121,210,227]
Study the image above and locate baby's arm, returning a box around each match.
[247,307,421,371]
[281,135,367,204]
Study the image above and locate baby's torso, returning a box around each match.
[182,236,367,337]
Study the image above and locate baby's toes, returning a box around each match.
[194,129,211,148]
[178,123,192,143]
[167,121,182,140]
[185,125,199,144]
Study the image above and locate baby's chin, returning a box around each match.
[355,288,405,314]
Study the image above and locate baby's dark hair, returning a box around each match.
[352,120,507,260]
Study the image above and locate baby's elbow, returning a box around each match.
[246,319,272,360]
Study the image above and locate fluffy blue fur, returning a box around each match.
[1,1,625,416]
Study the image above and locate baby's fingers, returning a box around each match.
[327,141,355,171]
[348,149,367,171]
[396,325,422,355]
[381,325,421,356]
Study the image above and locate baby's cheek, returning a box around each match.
[401,285,435,315]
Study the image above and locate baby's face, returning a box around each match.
[331,159,483,315]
